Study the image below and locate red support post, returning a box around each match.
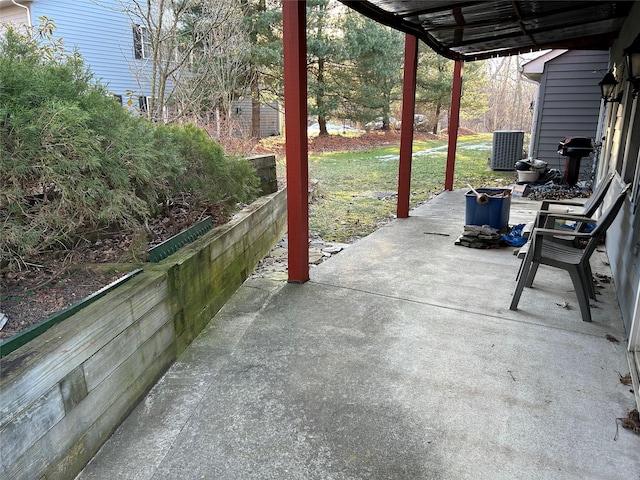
[397,34,419,219]
[282,0,309,283]
[445,59,464,191]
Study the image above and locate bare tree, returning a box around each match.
[172,1,252,134]
[479,56,536,132]
[119,0,249,123]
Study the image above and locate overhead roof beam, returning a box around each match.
[510,1,539,47]
[419,3,623,32]
[455,34,617,60]
[447,18,621,49]
[393,1,491,18]
[338,0,631,61]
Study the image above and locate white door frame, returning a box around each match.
[628,285,640,410]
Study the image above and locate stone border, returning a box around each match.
[0,189,287,480]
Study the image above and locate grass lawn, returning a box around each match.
[304,133,517,243]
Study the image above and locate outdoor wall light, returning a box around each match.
[624,34,640,97]
[599,71,622,103]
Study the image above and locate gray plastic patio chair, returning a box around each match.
[521,172,615,239]
[539,172,615,217]
[510,183,630,322]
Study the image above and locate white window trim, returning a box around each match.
[133,24,151,60]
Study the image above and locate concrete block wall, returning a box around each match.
[0,188,287,480]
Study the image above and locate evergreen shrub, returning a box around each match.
[0,27,258,270]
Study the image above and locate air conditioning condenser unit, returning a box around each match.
[491,130,524,170]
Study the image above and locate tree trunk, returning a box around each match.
[317,57,328,136]
[249,0,263,139]
[318,115,328,135]
[251,72,261,138]
[432,103,442,134]
[381,91,391,131]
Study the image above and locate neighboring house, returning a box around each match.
[0,0,152,108]
[521,49,610,178]
[0,0,31,30]
[232,99,281,138]
[0,0,280,136]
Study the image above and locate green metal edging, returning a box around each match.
[1,215,214,358]
[147,216,213,263]
[0,268,143,359]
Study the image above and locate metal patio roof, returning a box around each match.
[339,1,634,61]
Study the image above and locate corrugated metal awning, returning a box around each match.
[339,1,633,61]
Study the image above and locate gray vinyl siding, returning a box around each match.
[232,99,281,138]
[604,3,640,335]
[530,50,610,178]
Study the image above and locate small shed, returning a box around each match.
[521,50,610,178]
[232,99,281,138]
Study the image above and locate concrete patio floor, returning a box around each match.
[77,190,639,480]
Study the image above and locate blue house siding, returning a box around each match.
[30,0,150,100]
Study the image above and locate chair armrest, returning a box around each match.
[540,199,586,210]
[537,212,597,223]
[532,228,592,239]
[534,211,597,229]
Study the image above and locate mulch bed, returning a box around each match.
[0,197,228,341]
[251,130,446,158]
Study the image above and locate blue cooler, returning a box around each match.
[465,188,511,230]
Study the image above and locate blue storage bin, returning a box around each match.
[465,188,511,230]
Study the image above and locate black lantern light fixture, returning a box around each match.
[624,34,640,97]
[599,71,622,103]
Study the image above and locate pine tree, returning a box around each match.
[340,10,404,130]
[307,0,347,136]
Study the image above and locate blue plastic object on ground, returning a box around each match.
[501,223,527,247]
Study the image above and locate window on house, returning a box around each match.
[137,96,164,121]
[133,24,151,60]
[138,95,149,112]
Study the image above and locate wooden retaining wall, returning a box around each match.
[247,154,278,196]
[0,188,287,480]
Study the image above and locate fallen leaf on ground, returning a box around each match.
[556,301,571,309]
[614,409,640,440]
[618,372,632,386]
[606,334,620,343]
[594,273,611,283]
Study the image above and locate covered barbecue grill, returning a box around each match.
[558,137,594,186]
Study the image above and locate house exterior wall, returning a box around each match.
[28,0,149,101]
[604,3,640,340]
[2,1,276,131]
[0,4,30,29]
[232,99,281,138]
[530,50,609,178]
